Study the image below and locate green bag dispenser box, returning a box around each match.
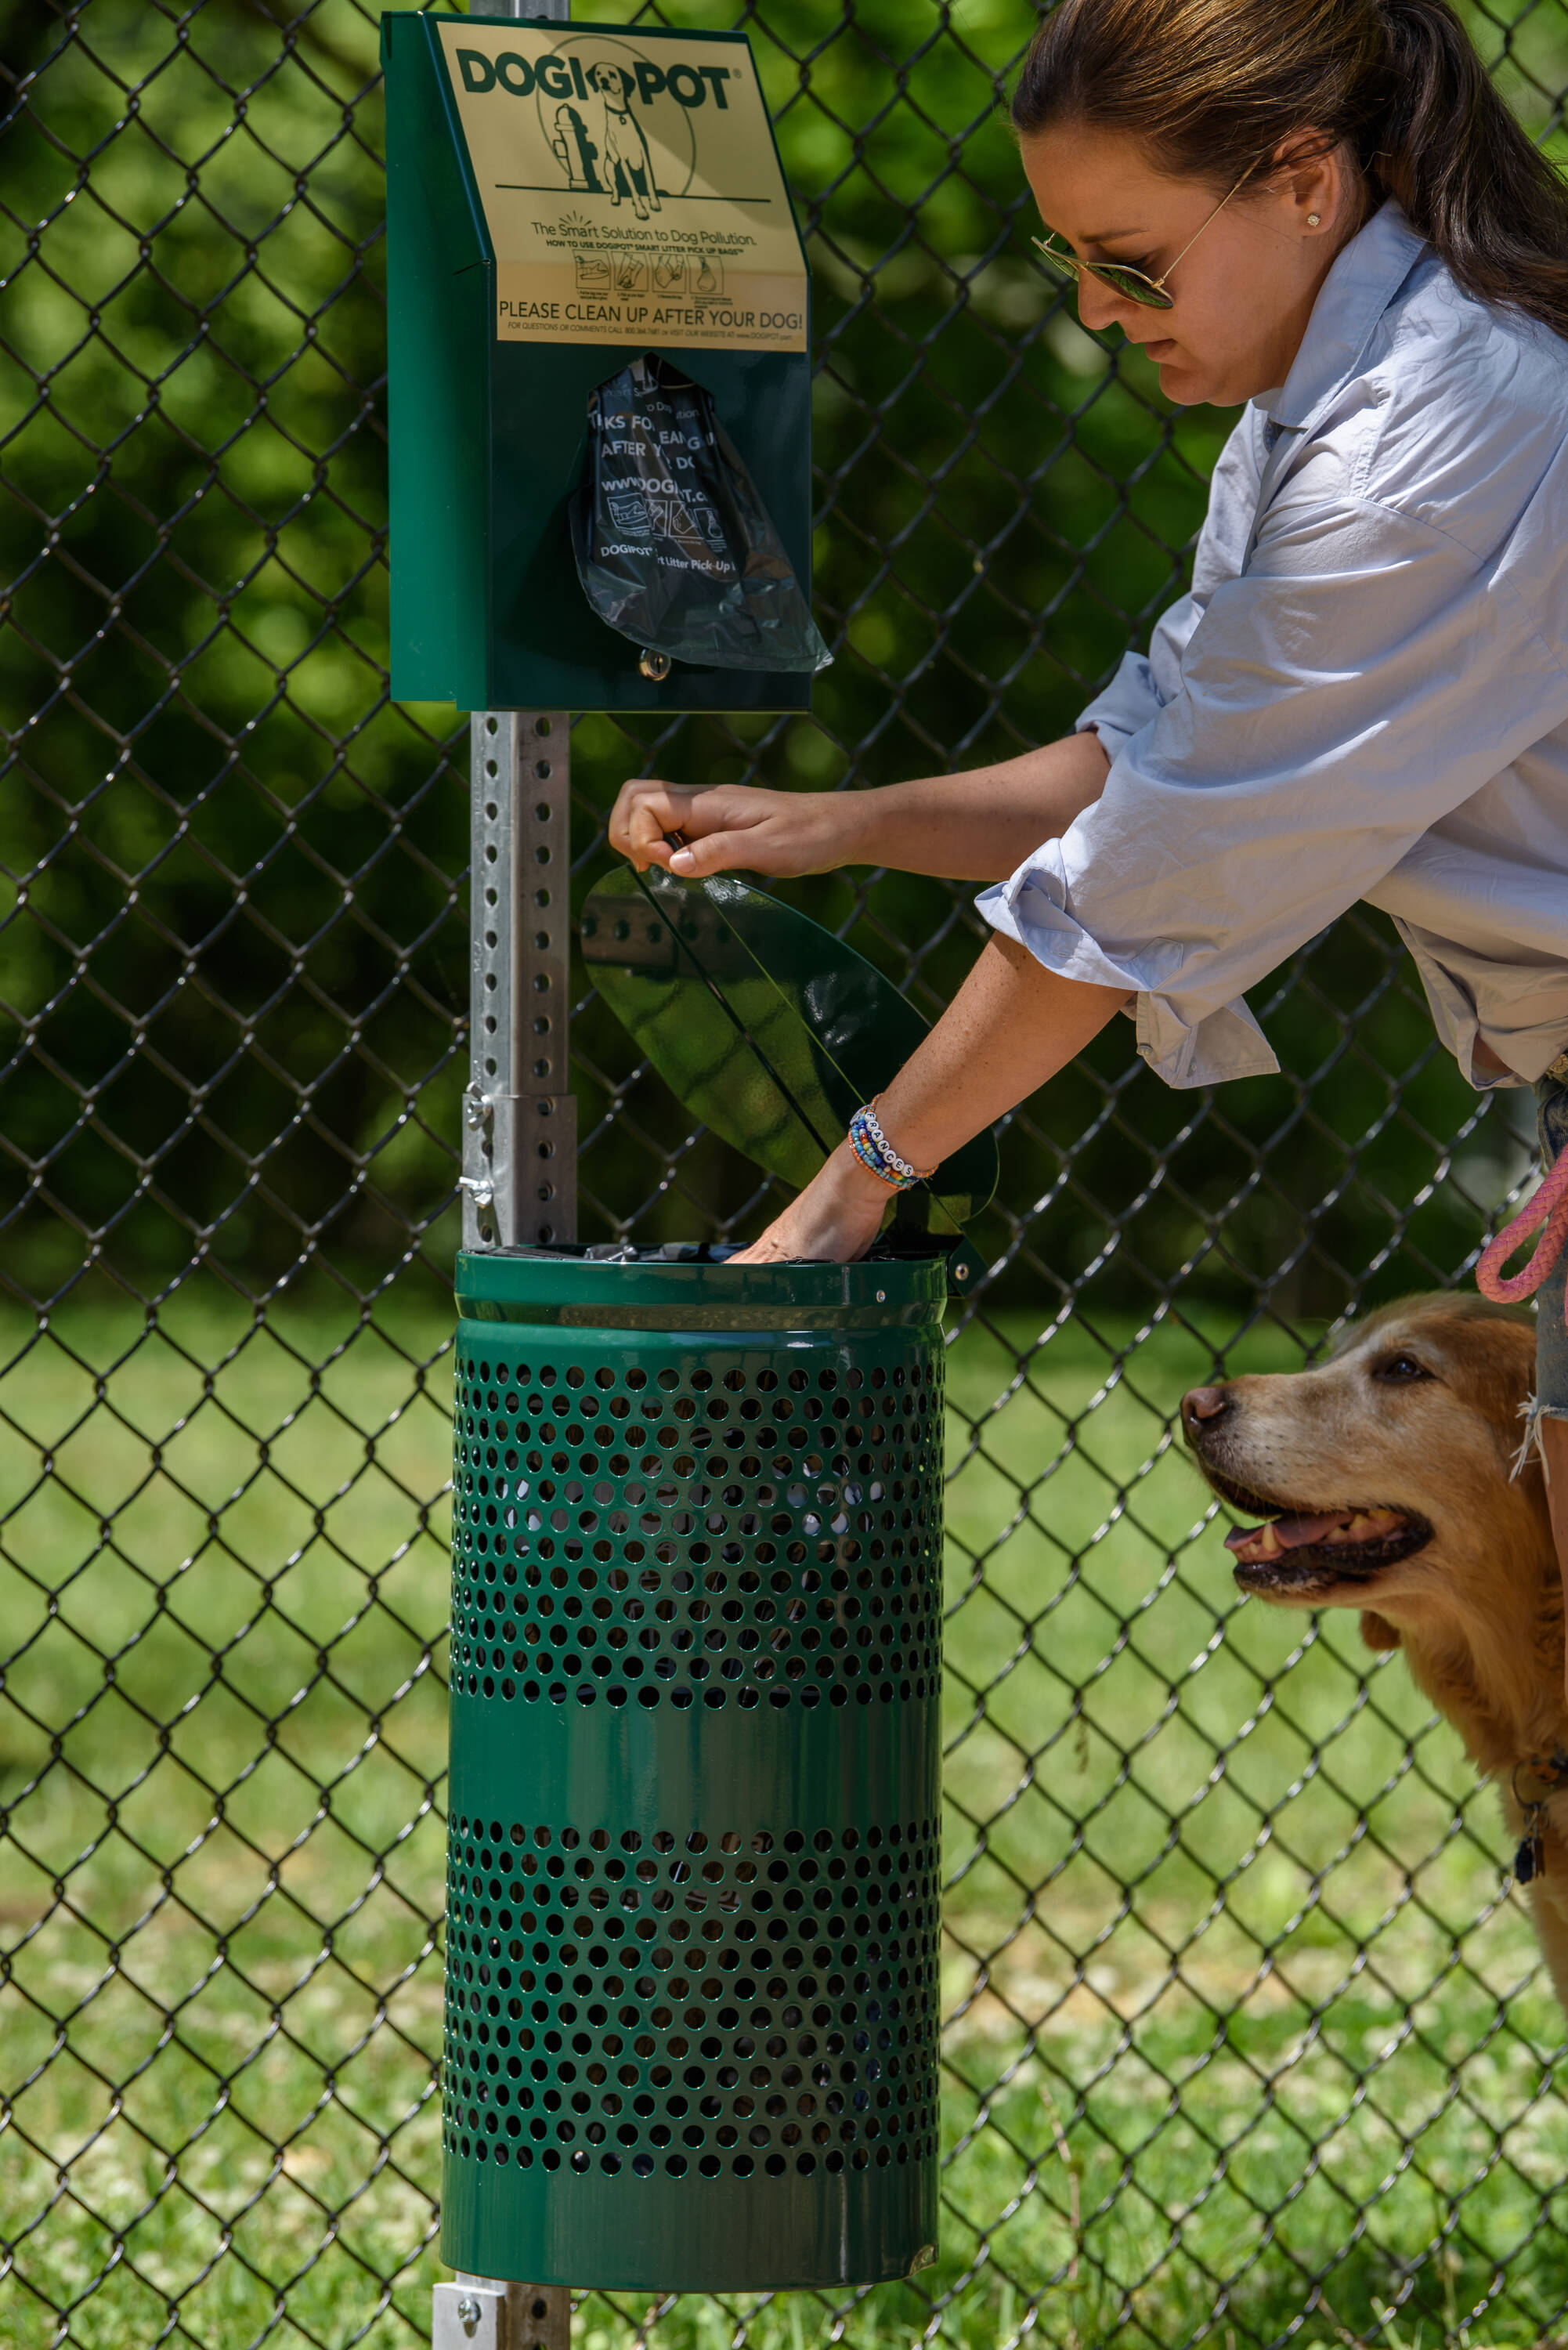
[381,13,816,712]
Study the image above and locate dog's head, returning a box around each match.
[1181,1295,1546,1644]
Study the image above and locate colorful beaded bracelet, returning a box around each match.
[847,1097,937,1191]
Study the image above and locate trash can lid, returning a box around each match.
[580,865,999,1235]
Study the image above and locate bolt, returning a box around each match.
[456,2294,482,2330]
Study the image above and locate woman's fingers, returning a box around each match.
[609,780,849,879]
[607,779,696,870]
[609,780,768,871]
[607,779,757,869]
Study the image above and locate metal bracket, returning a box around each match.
[433,2279,504,2350]
[433,2278,573,2350]
[461,1085,578,1248]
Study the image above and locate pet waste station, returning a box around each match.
[384,5,993,2337]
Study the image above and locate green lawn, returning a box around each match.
[2,1285,1563,2350]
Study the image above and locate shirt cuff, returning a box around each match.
[1075,651,1162,757]
[1389,919,1534,1089]
[976,851,1281,1092]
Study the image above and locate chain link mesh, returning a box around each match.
[3,2,1563,2344]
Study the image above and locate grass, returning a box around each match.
[2,1282,1566,2350]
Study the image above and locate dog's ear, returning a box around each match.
[1360,1611,1402,1650]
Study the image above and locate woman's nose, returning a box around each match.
[1074,280,1134,338]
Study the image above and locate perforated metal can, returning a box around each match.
[442,1246,945,2290]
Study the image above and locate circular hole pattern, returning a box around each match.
[443,1813,941,2182]
[452,1350,943,1712]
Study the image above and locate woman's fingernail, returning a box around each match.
[670,848,695,873]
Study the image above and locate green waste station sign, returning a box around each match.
[435,21,807,353]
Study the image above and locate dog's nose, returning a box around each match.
[1181,1385,1232,1437]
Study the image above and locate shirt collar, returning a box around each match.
[1264,201,1428,432]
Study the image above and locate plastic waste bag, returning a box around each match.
[570,353,830,674]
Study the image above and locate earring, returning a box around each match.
[1306,212,1322,226]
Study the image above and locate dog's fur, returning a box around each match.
[1181,1295,1568,1998]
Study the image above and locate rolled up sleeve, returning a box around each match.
[981,490,1568,1087]
[1075,647,1168,759]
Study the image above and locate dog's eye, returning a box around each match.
[1373,1353,1433,1383]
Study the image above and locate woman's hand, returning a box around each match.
[608,778,862,879]
[728,1143,891,1264]
[730,939,1133,1265]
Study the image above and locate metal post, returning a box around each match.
[451,2,576,2340]
[463,710,576,1250]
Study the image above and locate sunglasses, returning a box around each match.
[1031,157,1266,311]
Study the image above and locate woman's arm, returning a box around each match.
[728,936,1130,1263]
[747,478,1561,1265]
[606,731,1111,886]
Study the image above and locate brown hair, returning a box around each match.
[1012,0,1568,340]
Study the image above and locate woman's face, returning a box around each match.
[1021,124,1350,407]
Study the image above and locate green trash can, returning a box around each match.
[441,866,999,2291]
[442,1244,945,2289]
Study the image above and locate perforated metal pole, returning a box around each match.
[464,712,576,1251]
[452,2,576,2340]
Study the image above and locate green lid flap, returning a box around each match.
[580,865,998,1235]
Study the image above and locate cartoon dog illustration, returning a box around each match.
[589,62,661,219]
[548,63,663,220]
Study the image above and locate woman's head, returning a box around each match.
[1022,124,1350,404]
[1014,0,1568,403]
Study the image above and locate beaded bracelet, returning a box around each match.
[847,1097,938,1191]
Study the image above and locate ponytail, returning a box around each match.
[1013,0,1568,342]
[1375,0,1568,333]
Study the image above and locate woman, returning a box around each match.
[609,0,1568,1646]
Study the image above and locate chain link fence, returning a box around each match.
[5,1,1566,2344]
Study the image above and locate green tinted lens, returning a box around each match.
[1030,238,1173,311]
[1086,262,1173,309]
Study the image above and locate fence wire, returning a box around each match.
[3,2,1564,2346]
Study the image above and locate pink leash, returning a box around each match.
[1477,1147,1568,1321]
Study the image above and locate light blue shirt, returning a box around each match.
[978,202,1568,1089]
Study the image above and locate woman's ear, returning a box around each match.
[1361,1610,1402,1651]
[1272,130,1349,237]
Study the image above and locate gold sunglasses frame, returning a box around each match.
[1031,156,1269,311]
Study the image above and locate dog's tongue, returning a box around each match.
[1225,1507,1405,1565]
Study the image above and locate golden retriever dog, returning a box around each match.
[1180,1295,1567,1998]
